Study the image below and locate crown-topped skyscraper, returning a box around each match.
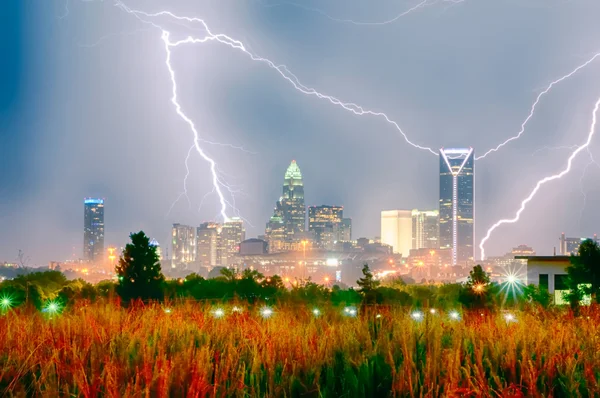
[281,160,306,241]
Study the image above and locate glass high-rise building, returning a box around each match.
[197,222,221,267]
[83,198,105,263]
[281,160,306,241]
[308,205,343,249]
[221,217,245,266]
[171,223,196,266]
[411,209,439,250]
[439,148,474,265]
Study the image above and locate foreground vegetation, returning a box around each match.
[1,301,599,397]
[2,233,600,396]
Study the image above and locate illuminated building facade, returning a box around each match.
[281,160,306,241]
[559,233,599,255]
[197,222,221,267]
[308,205,344,249]
[83,198,105,263]
[411,209,439,250]
[439,148,474,265]
[380,210,412,256]
[172,224,196,265]
[221,217,245,266]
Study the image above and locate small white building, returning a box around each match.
[516,256,571,304]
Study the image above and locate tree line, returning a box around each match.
[2,231,599,312]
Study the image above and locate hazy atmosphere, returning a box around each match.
[3,0,600,264]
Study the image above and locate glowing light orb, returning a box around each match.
[0,297,12,310]
[312,308,321,317]
[343,306,357,317]
[429,308,436,314]
[506,275,518,284]
[448,310,461,320]
[411,311,423,320]
[164,308,172,314]
[44,301,61,315]
[473,283,485,293]
[376,314,382,319]
[260,307,274,318]
[504,313,516,323]
[232,306,243,313]
[212,308,225,318]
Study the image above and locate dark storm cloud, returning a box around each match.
[2,0,600,264]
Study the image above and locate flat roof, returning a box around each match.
[514,256,571,262]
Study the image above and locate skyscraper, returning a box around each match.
[308,205,343,249]
[380,210,412,256]
[197,222,221,267]
[171,224,196,265]
[412,209,439,250]
[439,148,474,265]
[281,160,306,241]
[83,198,105,263]
[221,217,245,266]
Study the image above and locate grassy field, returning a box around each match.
[1,302,599,397]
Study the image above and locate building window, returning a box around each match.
[539,274,549,290]
[554,274,569,291]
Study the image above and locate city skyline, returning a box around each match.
[3,1,600,264]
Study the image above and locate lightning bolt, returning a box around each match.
[257,0,431,26]
[116,2,437,156]
[479,95,600,260]
[476,52,600,160]
[166,145,195,218]
[531,144,579,156]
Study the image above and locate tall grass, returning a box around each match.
[1,302,599,397]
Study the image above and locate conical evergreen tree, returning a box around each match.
[115,231,164,303]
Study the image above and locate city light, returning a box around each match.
[260,307,274,319]
[473,283,485,294]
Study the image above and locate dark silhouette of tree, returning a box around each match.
[357,263,380,304]
[459,265,494,310]
[115,231,164,303]
[219,267,238,282]
[566,239,600,307]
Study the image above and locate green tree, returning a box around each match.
[115,231,164,303]
[459,265,494,310]
[523,285,551,309]
[565,239,600,305]
[357,263,380,304]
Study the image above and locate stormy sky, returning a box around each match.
[2,0,600,265]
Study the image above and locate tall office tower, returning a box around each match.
[83,198,105,263]
[171,224,196,265]
[412,209,439,250]
[308,205,344,249]
[281,160,306,241]
[439,148,474,265]
[265,216,286,253]
[221,217,245,266]
[340,218,352,241]
[197,222,221,267]
[380,210,413,256]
